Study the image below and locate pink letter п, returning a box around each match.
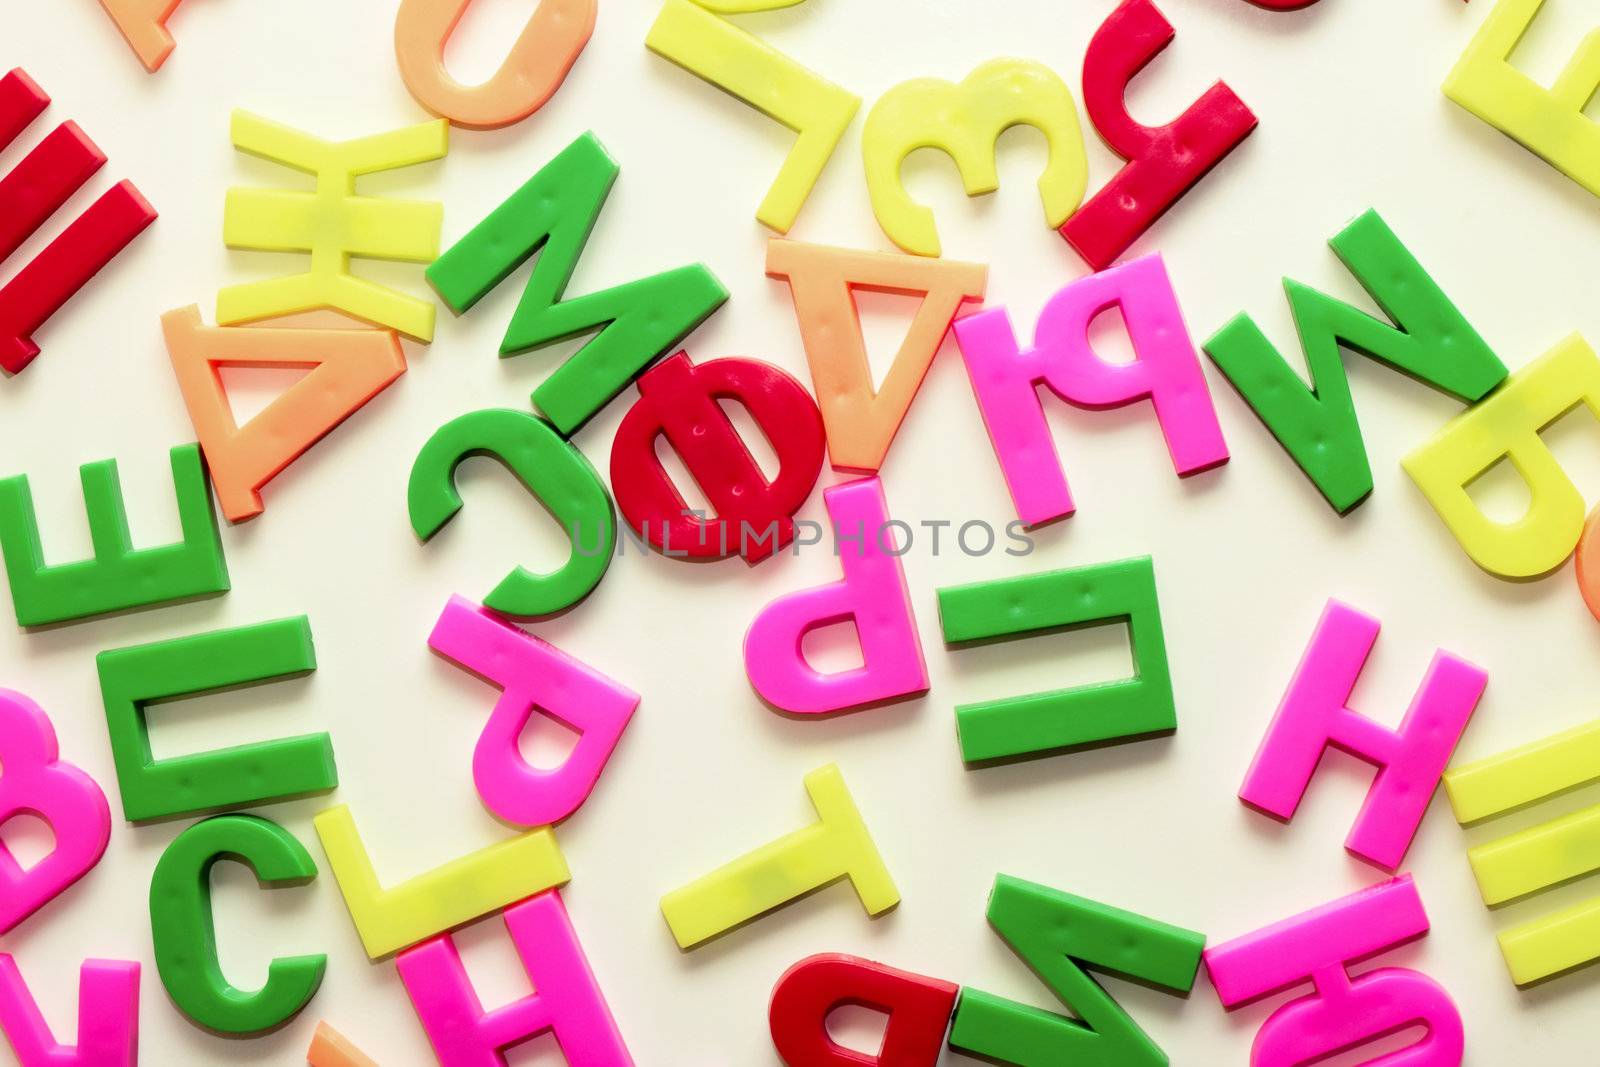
[430,596,639,828]
[743,477,928,714]
[1239,600,1486,870]
[953,253,1228,527]
[396,890,632,1066]
[1205,876,1463,1067]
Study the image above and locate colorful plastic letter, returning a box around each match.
[0,956,138,1066]
[950,876,1203,1067]
[1445,718,1600,984]
[1205,209,1505,513]
[150,814,324,1034]
[0,70,157,373]
[395,0,596,129]
[954,254,1228,526]
[0,691,111,934]
[1444,0,1600,198]
[1061,0,1257,269]
[1403,333,1600,578]
[93,0,193,71]
[313,804,570,958]
[430,595,639,827]
[659,764,897,949]
[0,443,228,626]
[743,478,927,714]
[938,556,1174,765]
[1204,876,1463,1067]
[770,954,958,1067]
[1240,599,1485,870]
[610,352,825,561]
[862,58,1087,257]
[644,0,859,232]
[96,616,335,821]
[396,890,632,1065]
[219,111,447,341]
[162,305,405,523]
[307,1022,379,1067]
[426,131,727,433]
[766,239,988,472]
[408,408,615,618]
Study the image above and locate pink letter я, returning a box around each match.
[1239,599,1486,870]
[0,956,139,1067]
[743,477,928,715]
[396,890,632,1066]
[1205,876,1463,1067]
[953,253,1228,527]
[429,596,639,828]
[0,689,112,933]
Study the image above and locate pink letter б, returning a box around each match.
[743,477,928,715]
[430,595,639,828]
[1238,599,1486,870]
[396,890,632,1066]
[1204,876,1463,1067]
[953,253,1227,527]
[0,689,112,933]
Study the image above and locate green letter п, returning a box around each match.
[97,616,335,821]
[938,556,1174,764]
[425,131,729,434]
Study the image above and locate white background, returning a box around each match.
[6,0,1600,1063]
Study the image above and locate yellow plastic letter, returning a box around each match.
[1444,0,1600,198]
[862,58,1087,258]
[219,112,448,342]
[644,0,859,233]
[1445,719,1600,985]
[313,804,569,959]
[394,0,596,130]
[659,764,897,949]
[1402,334,1600,579]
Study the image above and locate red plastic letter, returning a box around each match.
[609,351,825,562]
[1060,0,1257,270]
[770,953,958,1066]
[0,69,156,373]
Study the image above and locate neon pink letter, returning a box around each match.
[0,955,139,1066]
[1205,876,1463,1067]
[954,253,1227,526]
[743,477,928,714]
[396,890,632,1066]
[0,690,112,933]
[429,595,639,828]
[1239,600,1486,870]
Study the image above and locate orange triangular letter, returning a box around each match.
[161,305,405,522]
[766,240,986,472]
